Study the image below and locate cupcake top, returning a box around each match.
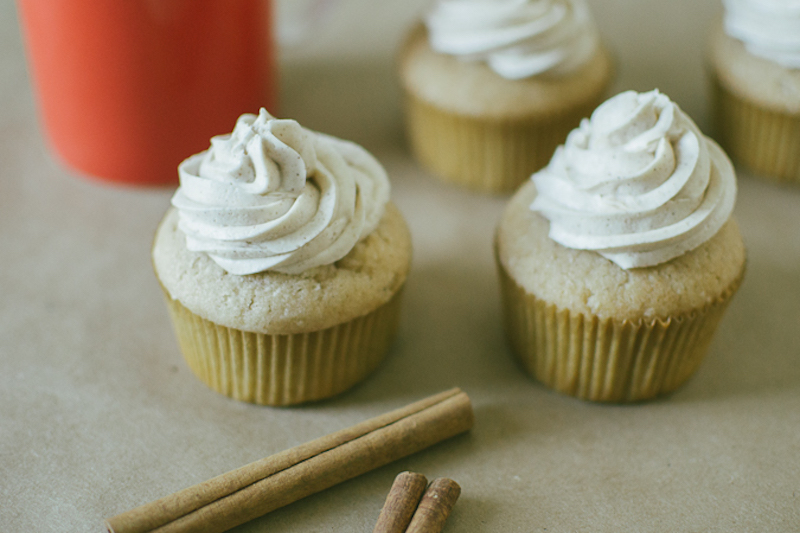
[723,0,800,69]
[171,109,390,275]
[530,90,737,269]
[425,0,600,79]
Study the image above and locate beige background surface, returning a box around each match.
[2,1,799,531]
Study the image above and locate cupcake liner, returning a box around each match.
[711,74,800,184]
[404,93,596,193]
[497,257,745,403]
[162,287,404,406]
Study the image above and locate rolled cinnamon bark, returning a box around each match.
[105,388,473,533]
[405,478,462,533]
[372,472,429,533]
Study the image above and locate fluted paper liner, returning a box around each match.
[498,258,744,402]
[404,93,596,194]
[711,74,800,185]
[162,288,404,406]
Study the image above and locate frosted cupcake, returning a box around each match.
[496,90,746,402]
[708,0,800,184]
[152,109,412,406]
[400,0,613,193]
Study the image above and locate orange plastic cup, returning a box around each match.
[17,0,276,186]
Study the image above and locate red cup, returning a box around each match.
[17,0,276,186]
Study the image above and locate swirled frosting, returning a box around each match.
[530,90,736,269]
[723,0,800,69]
[425,0,599,79]
[171,109,390,275]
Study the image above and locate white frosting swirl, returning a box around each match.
[171,109,390,275]
[530,90,736,269]
[723,0,800,69]
[425,0,599,79]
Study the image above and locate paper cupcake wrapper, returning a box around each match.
[711,74,800,184]
[497,258,744,403]
[404,93,597,194]
[162,288,404,406]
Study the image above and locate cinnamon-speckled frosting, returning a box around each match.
[171,109,390,275]
[531,90,737,269]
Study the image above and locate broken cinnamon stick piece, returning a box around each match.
[372,472,429,533]
[104,388,472,533]
[405,478,461,533]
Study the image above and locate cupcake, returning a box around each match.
[496,90,746,402]
[708,0,800,184]
[399,0,613,193]
[152,109,412,406]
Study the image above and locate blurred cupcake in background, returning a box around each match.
[399,0,613,193]
[496,90,746,402]
[708,0,800,185]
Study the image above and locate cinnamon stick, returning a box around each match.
[105,388,473,533]
[372,472,429,533]
[405,478,461,533]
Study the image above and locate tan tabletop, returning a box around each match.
[2,1,799,531]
